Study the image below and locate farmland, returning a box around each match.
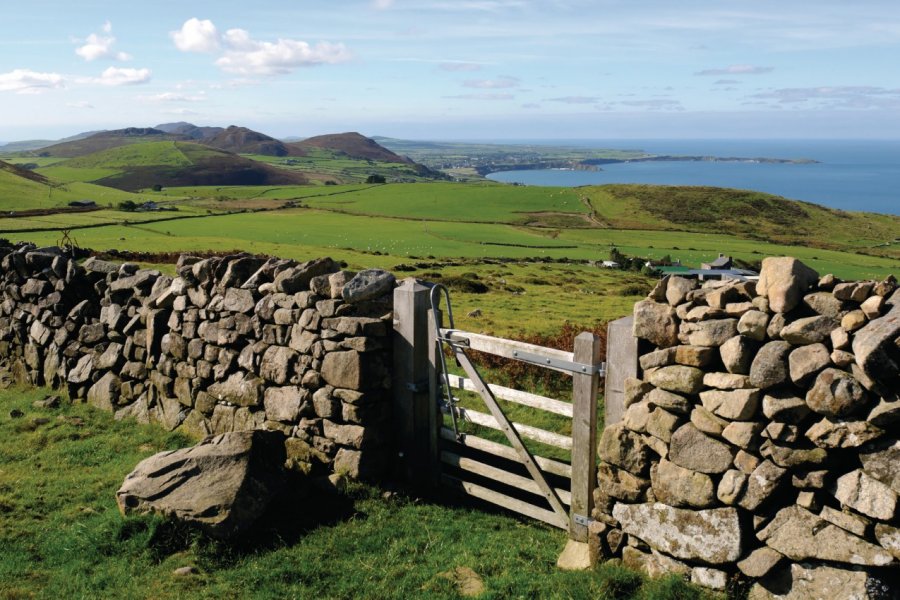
[1,134,898,337]
[0,179,893,337]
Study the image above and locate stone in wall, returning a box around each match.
[601,257,899,592]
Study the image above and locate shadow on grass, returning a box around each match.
[118,478,364,569]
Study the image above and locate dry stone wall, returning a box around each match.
[594,257,900,596]
[0,243,394,480]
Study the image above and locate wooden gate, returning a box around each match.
[393,279,606,543]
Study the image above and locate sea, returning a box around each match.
[485,140,900,216]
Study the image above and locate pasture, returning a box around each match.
[0,179,896,335]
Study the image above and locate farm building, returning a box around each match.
[701,253,733,270]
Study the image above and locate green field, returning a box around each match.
[0,166,897,335]
[247,147,438,184]
[0,167,159,212]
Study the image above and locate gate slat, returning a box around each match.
[440,329,575,375]
[451,349,570,523]
[453,406,573,450]
[439,427,572,478]
[441,474,568,530]
[440,450,572,505]
[446,374,573,417]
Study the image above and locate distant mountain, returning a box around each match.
[291,132,411,164]
[154,121,225,140]
[202,125,302,157]
[0,130,106,154]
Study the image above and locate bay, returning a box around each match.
[485,139,900,216]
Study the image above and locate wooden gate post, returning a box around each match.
[569,331,602,542]
[392,278,434,484]
[604,316,638,427]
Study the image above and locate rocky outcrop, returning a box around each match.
[598,263,899,593]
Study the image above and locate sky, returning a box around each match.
[2,0,899,141]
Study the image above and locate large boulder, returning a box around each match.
[612,502,743,563]
[757,257,819,314]
[115,430,289,539]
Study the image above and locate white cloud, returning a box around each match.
[439,62,482,72]
[463,75,519,89]
[0,69,65,94]
[444,93,514,100]
[139,91,206,103]
[216,31,351,75]
[67,101,94,109]
[172,18,351,76]
[75,21,132,61]
[749,86,900,109]
[695,65,773,76]
[372,0,395,8]
[546,96,600,104]
[171,18,220,53]
[94,66,151,86]
[617,99,685,111]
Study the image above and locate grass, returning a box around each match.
[0,167,157,211]
[247,149,434,184]
[0,386,714,599]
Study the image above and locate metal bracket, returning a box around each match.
[511,349,606,376]
[572,514,593,527]
[439,334,470,348]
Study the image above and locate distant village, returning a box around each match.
[597,250,759,282]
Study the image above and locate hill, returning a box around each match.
[203,125,301,157]
[154,122,224,140]
[0,159,145,210]
[0,158,50,185]
[0,130,105,154]
[35,128,183,158]
[39,141,308,191]
[292,132,412,164]
[582,184,900,258]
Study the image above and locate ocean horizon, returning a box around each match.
[485,139,900,216]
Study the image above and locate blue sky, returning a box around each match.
[2,0,899,141]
